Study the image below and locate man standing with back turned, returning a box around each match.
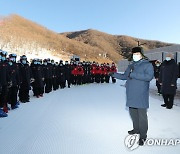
[111,47,154,146]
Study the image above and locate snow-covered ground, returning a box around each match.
[150,79,180,106]
[0,79,180,154]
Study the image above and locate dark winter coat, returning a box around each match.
[112,59,154,109]
[8,63,20,87]
[154,65,161,79]
[43,65,51,79]
[19,63,32,88]
[64,64,71,80]
[52,64,57,78]
[59,65,66,82]
[159,59,179,95]
[31,64,44,88]
[47,63,53,79]
[0,61,10,86]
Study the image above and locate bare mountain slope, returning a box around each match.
[61,29,173,59]
[0,15,174,63]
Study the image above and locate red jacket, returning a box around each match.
[91,66,97,75]
[95,66,101,75]
[110,66,117,73]
[100,66,107,75]
[76,66,84,76]
[72,67,78,76]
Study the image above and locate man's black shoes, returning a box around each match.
[138,138,146,146]
[161,104,167,107]
[128,130,140,135]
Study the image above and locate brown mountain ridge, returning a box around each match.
[0,14,174,63]
[61,29,174,61]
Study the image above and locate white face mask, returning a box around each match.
[22,60,26,64]
[166,57,171,61]
[133,55,141,62]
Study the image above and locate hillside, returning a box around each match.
[0,15,112,63]
[61,29,173,59]
[0,14,174,63]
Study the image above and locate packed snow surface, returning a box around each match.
[0,79,180,154]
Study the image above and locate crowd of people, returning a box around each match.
[0,50,117,117]
[0,48,179,118]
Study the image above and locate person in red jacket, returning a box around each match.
[110,62,117,83]
[76,62,84,85]
[100,64,105,83]
[105,63,111,83]
[71,62,78,85]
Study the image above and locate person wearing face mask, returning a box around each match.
[110,62,117,83]
[47,58,53,93]
[43,59,49,93]
[70,61,76,85]
[7,54,20,110]
[154,60,162,95]
[159,53,179,109]
[0,50,10,117]
[18,55,32,103]
[76,62,84,85]
[30,59,44,98]
[110,47,154,146]
[59,62,66,88]
[71,62,78,85]
[105,63,111,83]
[100,64,105,83]
[64,61,71,88]
[90,62,97,83]
[85,62,91,84]
[51,60,58,91]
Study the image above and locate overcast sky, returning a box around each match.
[1,0,180,44]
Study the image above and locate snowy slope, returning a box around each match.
[0,80,180,154]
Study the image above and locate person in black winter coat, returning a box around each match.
[59,63,66,89]
[7,54,20,109]
[30,59,44,98]
[69,61,76,85]
[55,62,60,89]
[18,55,32,103]
[43,59,52,93]
[86,62,91,84]
[64,61,71,88]
[46,58,53,93]
[159,54,179,109]
[0,51,10,117]
[51,60,58,91]
[154,60,162,95]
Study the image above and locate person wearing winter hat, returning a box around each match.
[159,53,179,109]
[0,50,10,117]
[110,46,154,146]
[7,54,20,110]
[154,60,162,95]
[18,55,32,103]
